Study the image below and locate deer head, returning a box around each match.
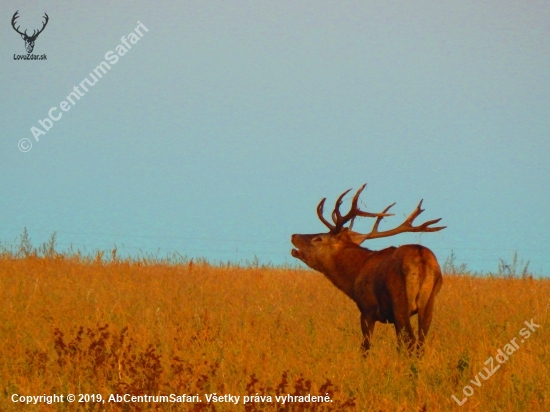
[291,184,446,271]
[12,11,49,54]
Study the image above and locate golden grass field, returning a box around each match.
[1,250,549,411]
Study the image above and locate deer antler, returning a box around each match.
[348,199,446,243]
[29,13,49,40]
[11,11,25,36]
[34,13,49,38]
[317,184,394,234]
[11,11,48,40]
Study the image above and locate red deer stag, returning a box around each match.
[290,184,445,354]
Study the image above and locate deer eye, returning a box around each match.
[312,236,323,243]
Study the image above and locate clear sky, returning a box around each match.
[1,1,549,274]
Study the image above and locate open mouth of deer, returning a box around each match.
[290,235,303,259]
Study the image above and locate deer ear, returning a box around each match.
[336,228,353,241]
[347,230,369,245]
[337,227,350,235]
[21,34,25,39]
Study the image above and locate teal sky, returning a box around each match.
[1,1,549,273]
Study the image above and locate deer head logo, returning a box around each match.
[11,11,49,54]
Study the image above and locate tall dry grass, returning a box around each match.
[1,251,549,411]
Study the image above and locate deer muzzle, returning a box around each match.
[291,234,303,258]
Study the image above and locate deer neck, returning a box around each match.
[321,245,373,299]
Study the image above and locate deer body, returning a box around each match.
[291,184,444,354]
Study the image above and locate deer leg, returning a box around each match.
[417,276,441,354]
[416,306,432,356]
[418,299,434,346]
[393,312,416,354]
[389,284,417,354]
[360,312,376,354]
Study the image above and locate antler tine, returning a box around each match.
[406,200,446,231]
[331,188,352,225]
[348,183,367,218]
[405,199,425,224]
[370,202,396,233]
[346,184,364,231]
[417,218,446,231]
[317,198,336,232]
